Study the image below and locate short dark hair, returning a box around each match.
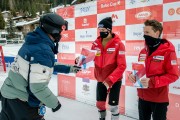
[144,20,163,37]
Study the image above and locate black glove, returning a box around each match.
[52,101,61,112]
[70,65,81,73]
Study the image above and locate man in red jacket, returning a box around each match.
[129,19,179,120]
[92,17,126,120]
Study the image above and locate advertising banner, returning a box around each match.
[57,1,180,119]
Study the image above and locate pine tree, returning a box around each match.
[0,0,74,17]
[0,12,5,29]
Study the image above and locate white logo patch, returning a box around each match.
[171,60,177,65]
[140,54,146,57]
[153,56,164,60]
[119,51,125,55]
[107,48,115,52]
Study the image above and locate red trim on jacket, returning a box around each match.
[138,39,179,102]
[91,34,126,85]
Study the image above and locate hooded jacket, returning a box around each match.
[1,27,70,109]
[91,34,126,86]
[138,39,179,102]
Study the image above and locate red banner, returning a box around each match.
[56,6,74,19]
[75,15,97,29]
[0,46,6,72]
[58,74,76,99]
[126,5,163,25]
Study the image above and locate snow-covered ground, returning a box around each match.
[45,97,136,120]
[0,44,136,120]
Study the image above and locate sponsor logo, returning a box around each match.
[153,56,164,60]
[62,44,69,50]
[173,86,180,90]
[80,31,92,39]
[62,33,69,39]
[83,78,90,83]
[100,1,121,9]
[59,54,74,60]
[82,18,90,27]
[77,69,93,79]
[81,69,91,74]
[177,7,180,15]
[82,84,90,92]
[168,7,180,16]
[133,32,143,37]
[135,11,151,19]
[112,14,118,22]
[107,48,115,52]
[80,6,90,13]
[98,24,104,28]
[168,8,175,16]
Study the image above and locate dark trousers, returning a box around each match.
[138,98,169,120]
[96,81,122,106]
[0,96,44,120]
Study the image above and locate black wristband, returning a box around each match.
[52,102,61,112]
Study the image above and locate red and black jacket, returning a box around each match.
[91,34,126,87]
[138,39,179,102]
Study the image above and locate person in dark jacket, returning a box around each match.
[0,13,81,120]
[129,19,179,120]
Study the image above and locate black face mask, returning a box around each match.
[51,33,62,43]
[50,33,61,54]
[100,32,109,38]
[144,35,161,48]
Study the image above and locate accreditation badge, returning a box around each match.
[38,105,46,116]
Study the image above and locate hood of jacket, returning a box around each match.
[25,27,55,51]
